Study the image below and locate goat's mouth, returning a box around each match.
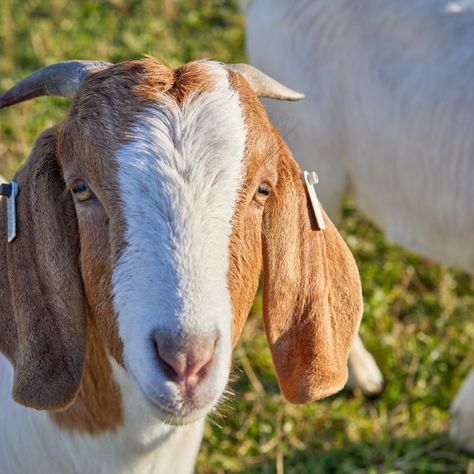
[141,390,215,426]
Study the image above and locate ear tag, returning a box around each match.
[0,182,19,243]
[303,171,326,230]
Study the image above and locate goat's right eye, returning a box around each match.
[72,182,93,202]
[252,182,272,207]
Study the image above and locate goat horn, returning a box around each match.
[0,60,112,109]
[224,63,304,101]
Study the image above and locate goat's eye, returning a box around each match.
[252,182,271,206]
[72,182,93,202]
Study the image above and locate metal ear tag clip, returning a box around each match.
[303,171,326,230]
[0,182,19,243]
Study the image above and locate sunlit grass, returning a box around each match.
[1,1,473,472]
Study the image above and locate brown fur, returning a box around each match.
[0,129,86,410]
[261,142,363,403]
[227,71,363,403]
[227,70,279,345]
[50,317,122,433]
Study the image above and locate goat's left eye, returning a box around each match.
[257,184,270,196]
[72,182,93,202]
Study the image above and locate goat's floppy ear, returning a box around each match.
[0,128,86,410]
[262,144,363,404]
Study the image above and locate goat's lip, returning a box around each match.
[141,391,212,426]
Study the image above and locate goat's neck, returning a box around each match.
[0,350,204,474]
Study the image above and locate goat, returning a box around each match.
[0,58,363,473]
[244,0,474,449]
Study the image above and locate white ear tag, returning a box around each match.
[303,171,326,230]
[0,182,19,243]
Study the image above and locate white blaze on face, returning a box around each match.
[112,66,246,411]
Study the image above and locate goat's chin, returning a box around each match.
[151,402,210,426]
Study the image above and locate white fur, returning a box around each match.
[112,65,246,419]
[0,356,204,474]
[246,0,474,441]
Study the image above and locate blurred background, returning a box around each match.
[0,1,473,472]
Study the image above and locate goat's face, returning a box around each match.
[0,58,363,427]
[60,60,262,423]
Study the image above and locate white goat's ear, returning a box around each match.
[261,139,362,404]
[0,128,86,410]
[224,63,304,101]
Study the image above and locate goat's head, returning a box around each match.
[0,58,362,425]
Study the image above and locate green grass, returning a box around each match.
[1,1,473,472]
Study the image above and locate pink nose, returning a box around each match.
[154,335,216,389]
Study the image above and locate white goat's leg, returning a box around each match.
[450,370,474,452]
[346,335,384,396]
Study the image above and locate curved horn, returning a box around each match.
[0,60,112,109]
[225,63,304,101]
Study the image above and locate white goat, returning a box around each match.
[244,0,474,449]
[0,58,363,473]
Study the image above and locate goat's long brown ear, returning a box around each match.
[0,128,86,410]
[262,144,363,404]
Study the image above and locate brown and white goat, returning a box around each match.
[0,58,362,474]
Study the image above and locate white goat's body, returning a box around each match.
[246,0,474,273]
[246,0,474,448]
[0,355,203,474]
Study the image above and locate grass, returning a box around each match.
[1,1,473,472]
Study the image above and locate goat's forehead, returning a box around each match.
[116,63,248,195]
[60,60,263,175]
[75,60,236,118]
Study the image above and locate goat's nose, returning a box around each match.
[154,335,216,389]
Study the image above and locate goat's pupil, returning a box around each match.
[258,184,270,196]
[73,183,88,193]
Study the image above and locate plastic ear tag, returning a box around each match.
[303,171,325,230]
[0,182,19,243]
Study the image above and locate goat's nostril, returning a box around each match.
[153,336,216,388]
